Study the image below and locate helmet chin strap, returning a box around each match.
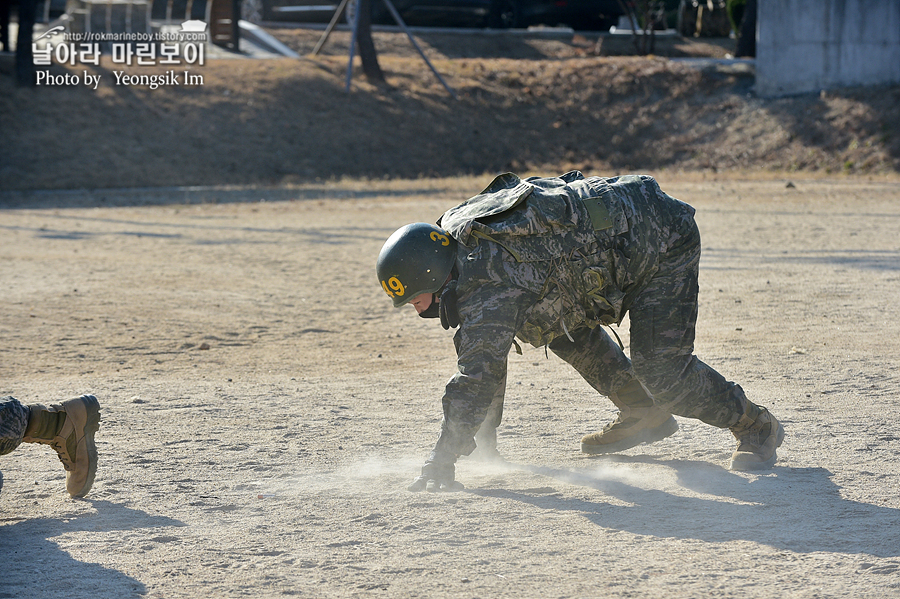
[418,294,441,319]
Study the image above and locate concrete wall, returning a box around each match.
[756,0,900,97]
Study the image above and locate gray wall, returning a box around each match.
[756,0,900,97]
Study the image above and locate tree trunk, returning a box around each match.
[16,0,37,86]
[356,0,385,84]
[735,0,756,57]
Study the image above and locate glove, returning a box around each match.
[439,281,460,330]
[407,451,464,492]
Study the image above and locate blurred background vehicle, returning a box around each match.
[241,0,625,31]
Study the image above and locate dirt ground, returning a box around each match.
[2,22,900,599]
[1,176,899,598]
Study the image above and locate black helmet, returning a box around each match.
[377,223,457,307]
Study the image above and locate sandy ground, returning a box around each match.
[1,175,899,598]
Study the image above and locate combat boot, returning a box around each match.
[23,395,100,497]
[729,404,784,471]
[581,379,678,454]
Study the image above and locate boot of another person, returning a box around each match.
[581,379,678,454]
[729,403,785,471]
[22,395,100,498]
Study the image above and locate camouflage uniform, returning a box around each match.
[431,171,750,458]
[0,396,30,457]
[1,396,31,494]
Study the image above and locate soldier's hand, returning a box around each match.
[407,452,464,492]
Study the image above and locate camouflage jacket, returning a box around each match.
[431,171,696,457]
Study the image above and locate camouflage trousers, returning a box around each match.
[0,396,30,457]
[549,218,748,429]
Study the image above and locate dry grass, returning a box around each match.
[1,28,898,192]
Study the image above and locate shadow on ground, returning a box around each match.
[0,501,185,599]
[471,460,900,558]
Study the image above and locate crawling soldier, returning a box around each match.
[377,172,784,492]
